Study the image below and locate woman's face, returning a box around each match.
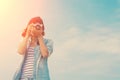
[30,22,44,37]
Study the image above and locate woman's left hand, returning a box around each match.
[34,28,43,38]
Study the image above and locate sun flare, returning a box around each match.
[0,0,13,16]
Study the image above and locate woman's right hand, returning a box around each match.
[25,24,32,38]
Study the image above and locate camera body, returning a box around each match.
[32,23,43,30]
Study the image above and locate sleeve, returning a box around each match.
[46,39,53,56]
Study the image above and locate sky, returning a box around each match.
[0,0,120,80]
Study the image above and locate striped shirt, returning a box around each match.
[20,47,34,79]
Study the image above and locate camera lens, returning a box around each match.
[35,25,41,30]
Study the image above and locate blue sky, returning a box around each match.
[0,0,120,80]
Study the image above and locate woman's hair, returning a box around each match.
[22,17,45,37]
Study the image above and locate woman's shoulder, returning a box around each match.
[43,38,53,44]
[43,38,53,41]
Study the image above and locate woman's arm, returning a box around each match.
[17,36,29,55]
[38,36,49,58]
[17,25,31,55]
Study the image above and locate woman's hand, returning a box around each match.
[25,24,32,38]
[34,28,43,38]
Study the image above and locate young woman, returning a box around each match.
[13,17,53,80]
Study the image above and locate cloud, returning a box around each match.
[57,24,120,54]
[49,22,120,66]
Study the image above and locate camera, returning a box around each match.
[35,25,41,30]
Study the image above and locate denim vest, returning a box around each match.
[13,38,53,80]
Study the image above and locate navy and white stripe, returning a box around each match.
[21,47,34,79]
